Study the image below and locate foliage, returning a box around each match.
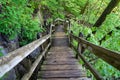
[41,0,120,78]
[41,0,65,19]
[0,0,43,46]
[41,0,88,20]
[0,1,21,40]
[70,1,120,79]
[0,0,120,79]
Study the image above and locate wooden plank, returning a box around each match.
[45,58,77,61]
[46,53,75,59]
[43,60,79,65]
[0,34,51,77]
[37,25,88,80]
[41,65,82,71]
[71,34,120,70]
[38,77,91,80]
[45,57,76,61]
[54,18,65,22]
[46,56,75,59]
[52,38,69,47]
[71,44,103,80]
[49,47,72,52]
[47,51,74,55]
[38,70,86,78]
[21,43,51,80]
[46,51,76,60]
[54,32,67,37]
[46,52,75,57]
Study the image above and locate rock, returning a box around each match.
[3,69,16,80]
[29,47,41,59]
[15,64,27,79]
[0,34,18,80]
[0,46,16,80]
[0,46,7,56]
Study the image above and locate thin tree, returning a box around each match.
[93,0,120,27]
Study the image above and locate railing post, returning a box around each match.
[41,35,44,51]
[67,20,71,46]
[37,32,44,52]
[50,24,54,44]
[76,32,84,59]
[50,24,52,42]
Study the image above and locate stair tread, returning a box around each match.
[37,25,88,80]
[37,77,91,80]
[41,64,83,70]
[38,70,86,78]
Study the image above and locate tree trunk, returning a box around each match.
[93,0,120,27]
[0,4,2,13]
[80,0,89,14]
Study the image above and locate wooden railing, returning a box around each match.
[0,24,54,79]
[1,18,119,80]
[69,33,120,79]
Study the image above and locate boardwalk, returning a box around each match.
[37,25,89,80]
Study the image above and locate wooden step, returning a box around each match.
[38,70,86,78]
[53,32,67,37]
[45,58,77,62]
[47,52,75,56]
[52,37,69,47]
[43,60,79,65]
[37,25,88,80]
[49,47,72,52]
[41,65,83,71]
[37,77,91,80]
[46,53,75,59]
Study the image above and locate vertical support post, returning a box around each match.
[68,20,71,46]
[38,32,47,63]
[37,32,44,52]
[69,31,73,47]
[76,32,84,59]
[50,24,53,44]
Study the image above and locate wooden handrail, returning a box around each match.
[21,43,51,80]
[70,33,120,79]
[54,18,65,22]
[71,43,103,80]
[71,34,120,70]
[70,34,120,70]
[0,34,51,77]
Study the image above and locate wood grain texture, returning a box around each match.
[0,34,51,77]
[71,34,120,70]
[38,25,88,80]
[21,43,51,80]
[37,77,91,80]
[71,44,103,80]
[38,70,86,78]
[41,65,82,71]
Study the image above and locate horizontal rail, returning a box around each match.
[0,34,51,77]
[21,43,51,80]
[54,18,65,22]
[54,18,70,24]
[71,43,103,79]
[71,34,120,70]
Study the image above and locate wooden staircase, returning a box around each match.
[37,25,90,80]
[1,20,119,80]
